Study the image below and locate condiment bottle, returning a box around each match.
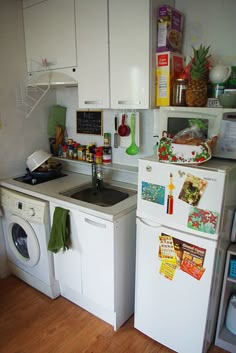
[95,147,103,164]
[62,145,67,158]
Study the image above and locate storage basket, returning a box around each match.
[229,259,236,278]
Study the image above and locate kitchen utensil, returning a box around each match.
[118,114,130,137]
[55,125,64,145]
[114,115,119,148]
[26,162,63,180]
[26,150,52,171]
[126,113,139,155]
[209,64,232,84]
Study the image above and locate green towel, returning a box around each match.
[48,105,67,137]
[48,207,70,253]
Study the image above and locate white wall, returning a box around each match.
[176,0,236,65]
[56,87,155,166]
[0,0,55,180]
[0,0,55,278]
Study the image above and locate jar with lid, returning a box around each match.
[86,144,95,163]
[77,145,86,161]
[172,78,188,106]
[103,146,112,164]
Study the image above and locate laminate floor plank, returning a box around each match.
[0,276,229,353]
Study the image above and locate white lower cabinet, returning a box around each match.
[49,202,136,330]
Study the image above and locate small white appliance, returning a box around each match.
[134,156,236,353]
[154,106,236,160]
[0,187,60,299]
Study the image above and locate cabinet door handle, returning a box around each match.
[117,100,141,105]
[84,100,103,104]
[85,217,106,228]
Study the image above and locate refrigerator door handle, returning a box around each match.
[137,217,161,228]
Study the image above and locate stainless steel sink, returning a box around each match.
[60,183,136,207]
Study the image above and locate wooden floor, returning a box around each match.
[0,276,229,353]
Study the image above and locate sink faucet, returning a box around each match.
[92,162,104,192]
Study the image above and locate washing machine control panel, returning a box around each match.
[0,188,49,224]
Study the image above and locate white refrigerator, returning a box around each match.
[134,156,236,353]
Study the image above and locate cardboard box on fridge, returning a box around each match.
[156,52,184,106]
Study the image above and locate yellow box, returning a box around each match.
[156,52,184,106]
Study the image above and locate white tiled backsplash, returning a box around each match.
[55,87,154,167]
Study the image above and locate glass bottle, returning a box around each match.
[172,78,188,106]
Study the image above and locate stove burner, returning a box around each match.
[14,173,67,185]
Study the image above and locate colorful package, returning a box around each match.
[156,51,184,106]
[157,5,184,53]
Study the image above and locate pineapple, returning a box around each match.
[186,44,211,107]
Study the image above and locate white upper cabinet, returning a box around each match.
[76,0,110,109]
[109,0,153,109]
[23,0,77,73]
[76,0,174,109]
[109,0,174,109]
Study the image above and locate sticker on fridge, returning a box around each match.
[141,181,165,205]
[187,207,219,234]
[178,173,207,206]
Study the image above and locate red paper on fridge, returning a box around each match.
[159,234,177,264]
[180,258,205,280]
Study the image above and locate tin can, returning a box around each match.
[104,133,111,147]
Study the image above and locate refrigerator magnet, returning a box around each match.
[187,207,219,234]
[178,173,207,206]
[141,181,165,205]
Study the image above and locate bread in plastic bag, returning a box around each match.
[172,119,207,145]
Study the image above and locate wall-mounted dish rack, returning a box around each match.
[16,59,50,119]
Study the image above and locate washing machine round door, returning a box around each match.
[6,215,40,267]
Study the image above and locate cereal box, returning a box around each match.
[157,5,184,53]
[156,51,184,106]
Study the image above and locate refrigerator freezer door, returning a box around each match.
[134,217,219,353]
[137,159,226,240]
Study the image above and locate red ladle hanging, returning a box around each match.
[118,114,130,137]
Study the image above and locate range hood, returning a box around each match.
[27,67,78,87]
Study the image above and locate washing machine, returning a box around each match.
[0,187,60,299]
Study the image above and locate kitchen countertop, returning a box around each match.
[0,171,137,221]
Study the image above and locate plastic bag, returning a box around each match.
[172,119,207,145]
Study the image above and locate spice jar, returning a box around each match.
[172,78,188,106]
[103,146,112,164]
[95,148,103,164]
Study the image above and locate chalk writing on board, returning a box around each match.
[76,110,103,135]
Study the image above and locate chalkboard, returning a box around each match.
[76,110,103,135]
